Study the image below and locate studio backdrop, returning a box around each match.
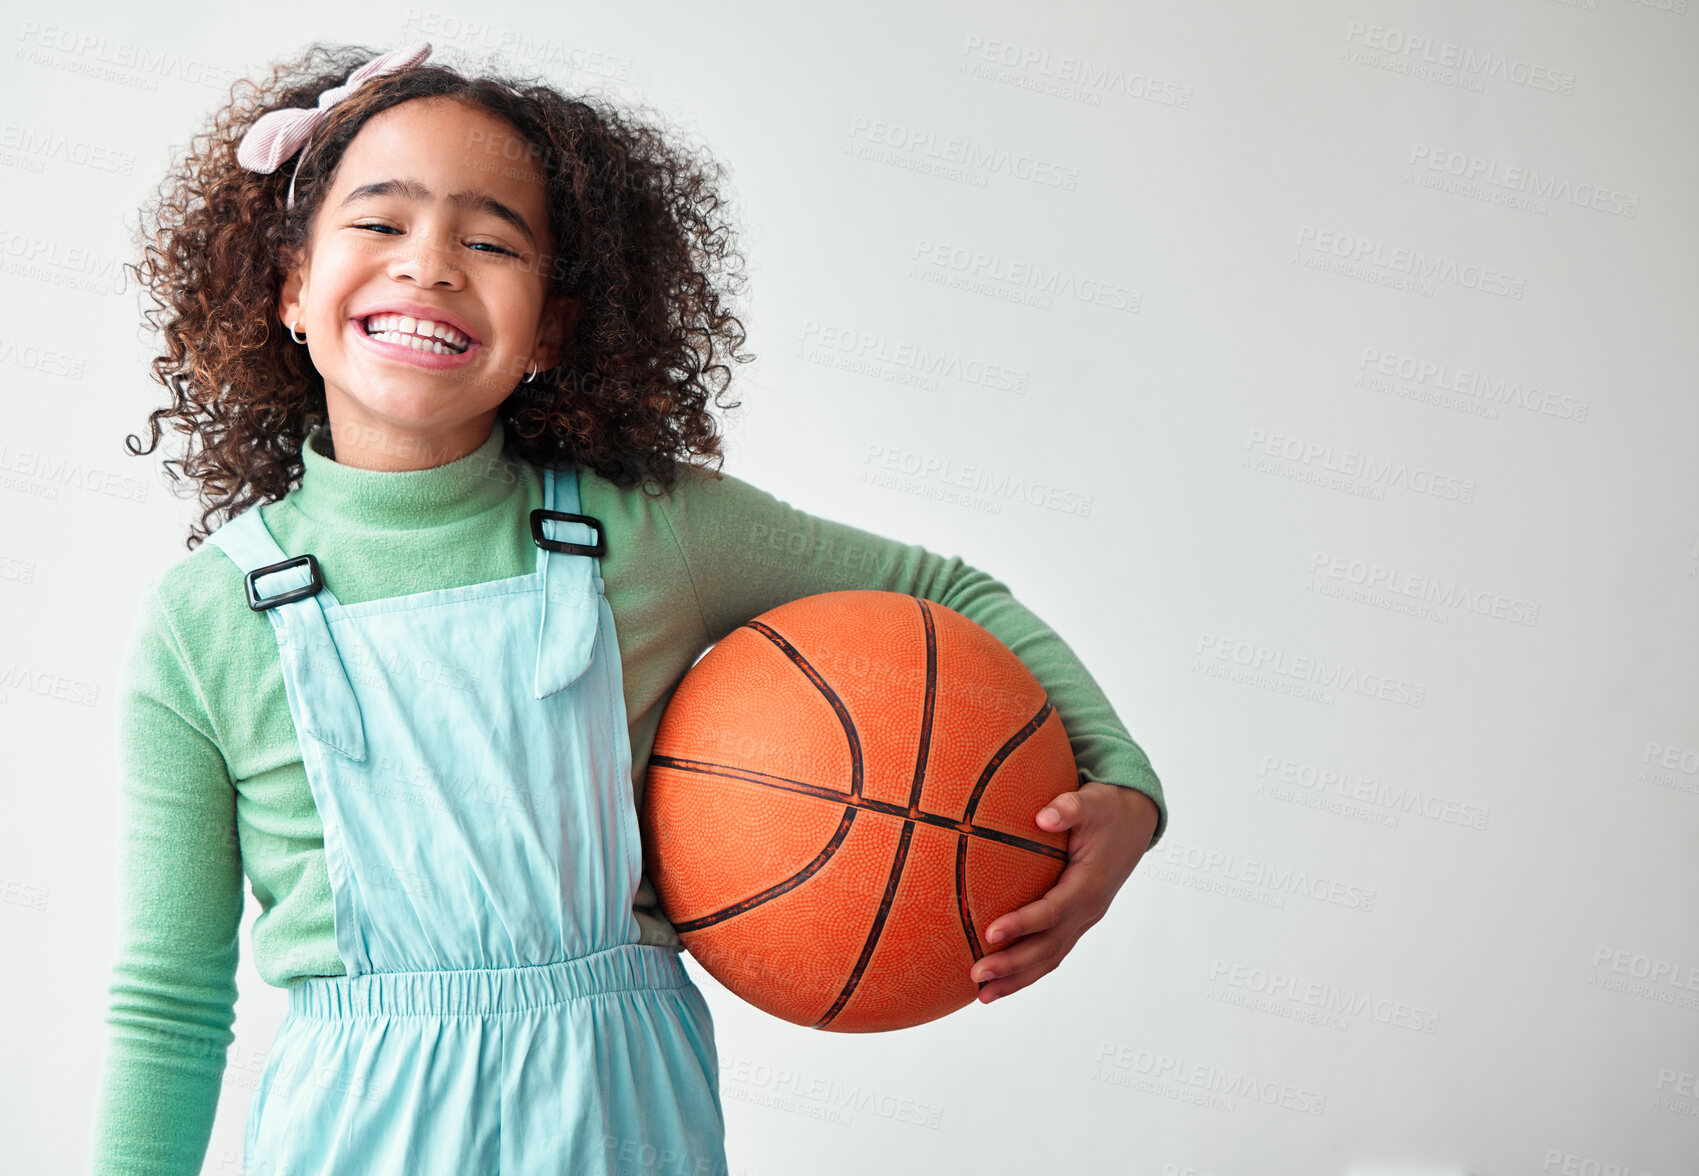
[3,2,1695,1174]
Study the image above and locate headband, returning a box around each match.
[236,40,434,209]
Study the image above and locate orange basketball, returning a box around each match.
[640,589,1077,1033]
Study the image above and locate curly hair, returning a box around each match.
[125,41,753,549]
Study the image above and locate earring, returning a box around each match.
[523,359,538,384]
[290,320,307,344]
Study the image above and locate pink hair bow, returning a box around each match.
[237,40,434,209]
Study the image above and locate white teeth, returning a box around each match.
[362,313,471,352]
[368,330,462,355]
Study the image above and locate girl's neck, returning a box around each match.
[319,409,502,473]
[290,416,523,531]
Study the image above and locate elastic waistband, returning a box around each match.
[287,943,691,1019]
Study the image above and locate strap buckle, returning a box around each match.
[245,554,324,612]
[530,509,606,557]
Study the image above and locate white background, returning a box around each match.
[3,2,1697,1174]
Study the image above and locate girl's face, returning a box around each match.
[279,96,577,469]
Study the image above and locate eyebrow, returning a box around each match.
[339,178,538,248]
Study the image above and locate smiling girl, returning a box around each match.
[90,40,1167,1176]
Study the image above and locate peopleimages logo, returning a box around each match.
[1092,1040,1327,1115]
[1357,347,1591,423]
[1155,838,1379,912]
[0,122,137,175]
[1592,947,1699,992]
[1244,428,1477,504]
[795,319,1031,394]
[1653,1068,1699,1119]
[1308,549,1540,627]
[1194,631,1428,709]
[1639,740,1699,797]
[0,228,131,297]
[909,238,1141,313]
[719,1055,944,1130]
[1587,945,1699,1015]
[1342,20,1578,94]
[1255,755,1493,832]
[1539,1149,1657,1176]
[845,115,1080,190]
[0,334,88,381]
[399,9,636,79]
[1294,225,1526,300]
[1206,959,1441,1034]
[14,21,246,91]
[1408,143,1639,218]
[959,35,1195,108]
[859,443,1094,518]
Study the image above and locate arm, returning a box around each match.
[89,581,243,1176]
[657,463,1166,844]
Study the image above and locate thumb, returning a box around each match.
[1036,789,1084,831]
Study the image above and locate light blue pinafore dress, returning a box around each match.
[206,460,728,1176]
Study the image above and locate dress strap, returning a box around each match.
[205,504,369,761]
[531,463,604,700]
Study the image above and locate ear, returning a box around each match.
[535,293,581,370]
[277,244,308,337]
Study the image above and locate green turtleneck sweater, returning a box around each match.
[90,417,1166,1176]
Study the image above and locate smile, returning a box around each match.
[349,316,482,370]
[362,313,470,353]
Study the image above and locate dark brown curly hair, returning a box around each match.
[126,41,753,549]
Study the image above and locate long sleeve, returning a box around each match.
[656,465,1166,845]
[89,580,244,1176]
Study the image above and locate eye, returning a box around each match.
[352,223,518,257]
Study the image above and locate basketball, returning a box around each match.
[640,589,1078,1033]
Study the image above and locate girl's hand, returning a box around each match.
[969,781,1161,1004]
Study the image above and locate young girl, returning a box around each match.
[90,40,1168,1176]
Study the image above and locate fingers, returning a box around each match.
[971,927,1056,984]
[986,889,1058,947]
[969,781,1135,1002]
[972,932,1066,1002]
[1036,788,1086,831]
[986,857,1097,945]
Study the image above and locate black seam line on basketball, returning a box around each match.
[957,834,983,963]
[741,618,864,799]
[668,808,858,934]
[648,754,1067,862]
[905,599,938,812]
[956,698,1056,966]
[962,699,1056,824]
[815,818,916,1029]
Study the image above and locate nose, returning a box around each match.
[387,229,465,287]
